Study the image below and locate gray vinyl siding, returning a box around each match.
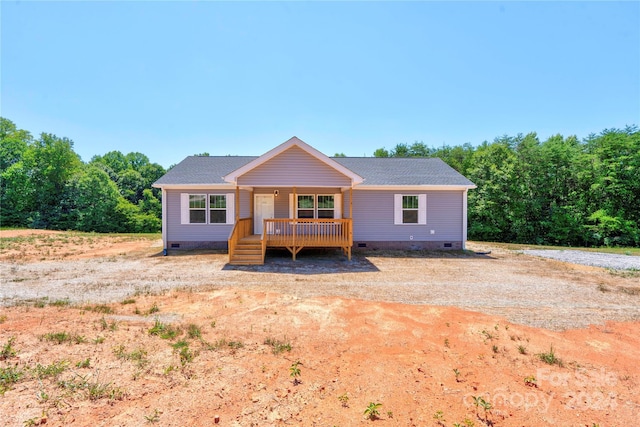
[165,188,250,242]
[237,146,351,187]
[352,190,463,242]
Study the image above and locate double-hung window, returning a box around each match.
[394,194,427,225]
[189,195,206,224]
[209,195,227,223]
[292,194,340,219]
[181,193,234,224]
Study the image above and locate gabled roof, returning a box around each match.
[153,156,255,186]
[334,157,475,187]
[222,137,363,185]
[153,138,476,189]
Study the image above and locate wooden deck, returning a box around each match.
[228,218,352,265]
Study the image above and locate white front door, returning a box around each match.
[254,194,275,235]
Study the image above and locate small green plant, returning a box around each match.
[85,304,114,314]
[517,344,527,354]
[444,338,450,348]
[121,298,136,305]
[463,418,475,427]
[40,331,85,344]
[492,344,499,354]
[538,344,563,366]
[50,298,71,307]
[481,329,496,341]
[472,396,492,422]
[387,411,393,418]
[33,361,69,379]
[148,319,179,339]
[363,402,382,420]
[76,358,91,368]
[1,337,17,360]
[264,337,292,354]
[0,366,24,395]
[187,324,202,339]
[338,392,349,407]
[524,375,537,387]
[144,409,160,423]
[0,314,6,324]
[433,410,445,424]
[178,346,194,366]
[289,360,302,385]
[94,336,105,344]
[147,302,160,315]
[453,368,461,382]
[99,316,118,331]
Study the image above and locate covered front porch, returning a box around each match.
[228,217,353,265]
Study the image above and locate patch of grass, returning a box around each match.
[86,304,114,314]
[147,302,160,315]
[517,344,528,355]
[0,366,24,395]
[178,346,194,366]
[33,361,69,379]
[1,337,17,360]
[148,319,179,340]
[121,298,136,305]
[99,316,118,331]
[49,298,71,307]
[538,344,563,367]
[186,324,201,339]
[76,358,91,368]
[113,345,148,368]
[40,332,86,345]
[264,337,292,354]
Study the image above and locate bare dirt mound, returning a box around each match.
[1,231,639,426]
[1,290,638,426]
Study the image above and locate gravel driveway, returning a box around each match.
[523,249,640,270]
[2,242,639,330]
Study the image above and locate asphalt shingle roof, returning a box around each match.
[153,155,474,187]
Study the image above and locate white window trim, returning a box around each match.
[180,193,235,225]
[394,194,427,225]
[289,193,341,219]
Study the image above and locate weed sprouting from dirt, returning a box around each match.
[538,344,563,367]
[40,332,86,345]
[264,337,292,354]
[1,337,17,360]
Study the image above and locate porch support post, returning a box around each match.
[292,186,297,260]
[462,189,468,250]
[235,185,240,223]
[250,189,254,234]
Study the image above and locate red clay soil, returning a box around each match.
[1,290,638,426]
[0,230,639,426]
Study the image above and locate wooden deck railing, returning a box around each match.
[263,218,352,260]
[227,218,253,259]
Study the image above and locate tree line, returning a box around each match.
[1,116,638,246]
[1,117,164,233]
[374,127,640,247]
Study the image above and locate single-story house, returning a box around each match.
[152,137,476,265]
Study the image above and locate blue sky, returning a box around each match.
[2,1,639,168]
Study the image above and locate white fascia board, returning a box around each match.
[353,184,477,191]
[222,136,364,185]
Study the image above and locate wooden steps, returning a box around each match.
[229,239,264,265]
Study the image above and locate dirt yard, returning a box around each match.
[1,230,639,426]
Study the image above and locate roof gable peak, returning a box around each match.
[223,137,363,185]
